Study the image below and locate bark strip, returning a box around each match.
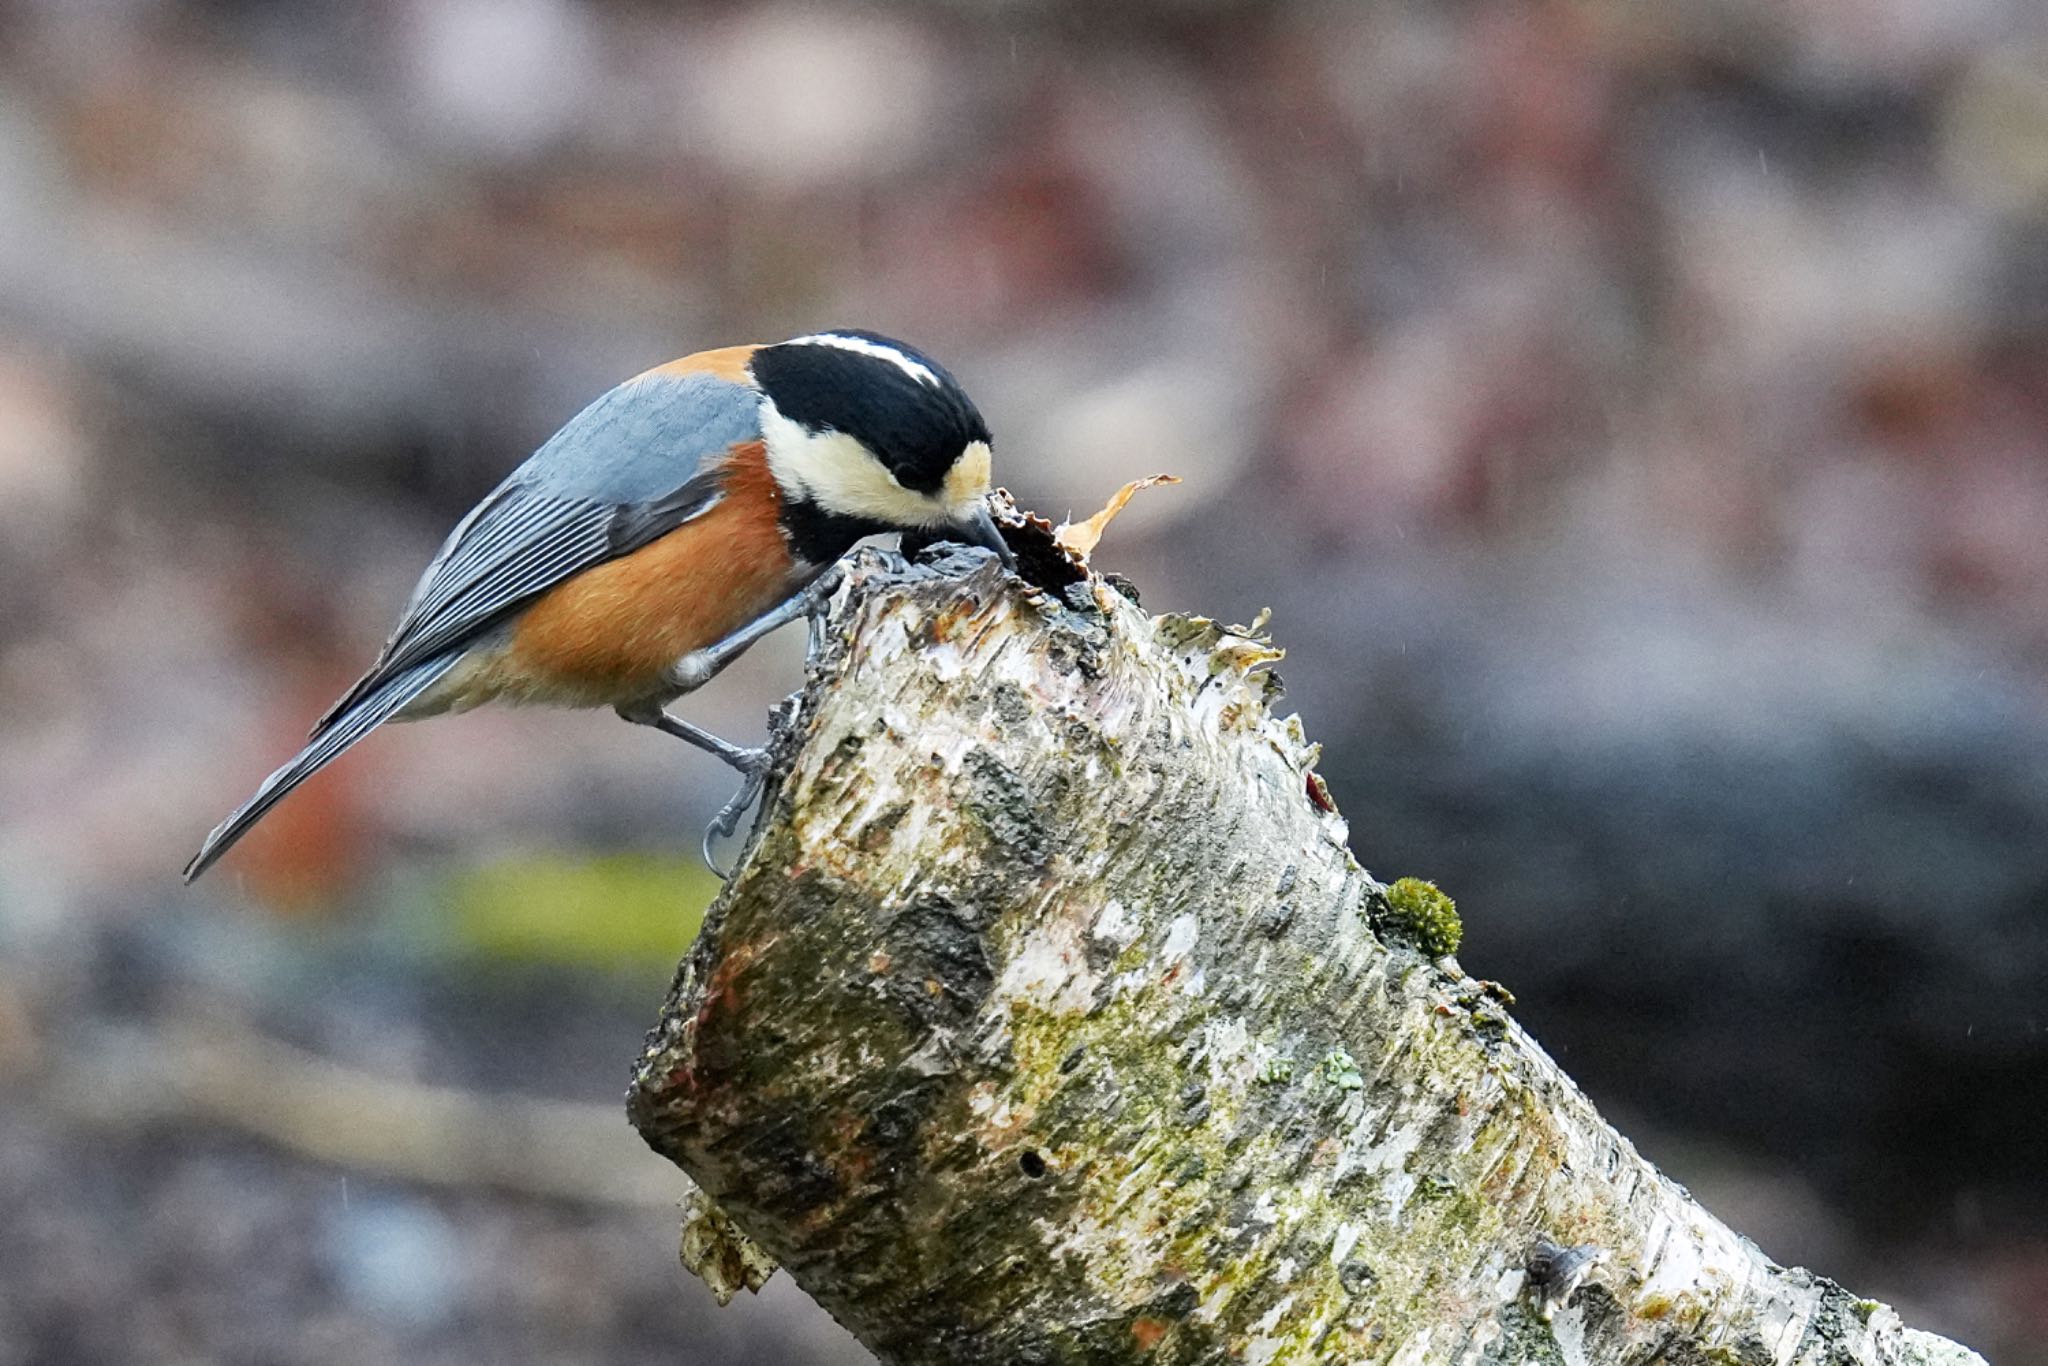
[629,545,1984,1366]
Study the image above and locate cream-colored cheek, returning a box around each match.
[943,441,993,517]
[763,409,938,525]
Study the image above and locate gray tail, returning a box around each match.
[183,655,459,883]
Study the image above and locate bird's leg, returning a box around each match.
[624,567,847,877]
[661,562,846,696]
[615,703,770,876]
[618,704,765,773]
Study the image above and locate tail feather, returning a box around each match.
[184,655,459,883]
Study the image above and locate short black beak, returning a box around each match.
[957,501,1018,571]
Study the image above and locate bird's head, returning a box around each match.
[750,331,1013,568]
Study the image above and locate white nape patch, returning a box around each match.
[760,401,993,527]
[786,332,940,386]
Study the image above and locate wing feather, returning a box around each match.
[312,368,760,735]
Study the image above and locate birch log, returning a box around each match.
[628,533,1985,1366]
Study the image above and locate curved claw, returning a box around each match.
[701,755,770,879]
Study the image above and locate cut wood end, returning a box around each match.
[1053,474,1182,558]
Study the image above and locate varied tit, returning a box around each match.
[185,330,1014,883]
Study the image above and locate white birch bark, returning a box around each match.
[629,540,1986,1366]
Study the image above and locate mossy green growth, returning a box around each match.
[1487,1303,1569,1365]
[1376,877,1462,958]
[1320,1048,1366,1091]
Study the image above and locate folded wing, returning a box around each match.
[312,369,762,736]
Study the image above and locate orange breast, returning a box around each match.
[507,441,797,704]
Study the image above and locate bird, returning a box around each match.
[185,329,1015,884]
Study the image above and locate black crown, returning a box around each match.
[752,332,991,494]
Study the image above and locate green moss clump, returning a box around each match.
[1417,1174,1458,1200]
[1375,877,1462,958]
[1488,1303,1569,1365]
[1320,1048,1365,1091]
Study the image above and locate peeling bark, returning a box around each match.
[628,544,1985,1366]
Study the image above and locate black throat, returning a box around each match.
[778,497,892,568]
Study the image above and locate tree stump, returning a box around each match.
[628,535,1984,1366]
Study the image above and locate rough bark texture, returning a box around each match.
[628,543,1985,1366]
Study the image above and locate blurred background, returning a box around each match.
[1,0,2044,1360]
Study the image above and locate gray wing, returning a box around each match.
[312,368,762,735]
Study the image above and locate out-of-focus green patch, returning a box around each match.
[446,853,719,971]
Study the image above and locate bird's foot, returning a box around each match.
[702,746,772,878]
[800,562,846,666]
